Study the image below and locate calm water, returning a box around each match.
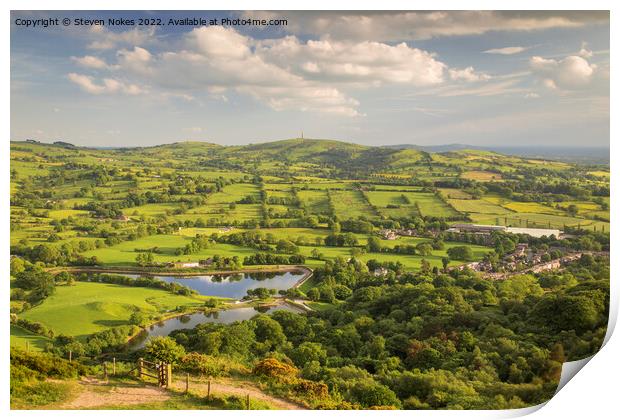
[122,270,304,299]
[129,303,305,349]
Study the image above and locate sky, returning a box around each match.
[10,10,610,148]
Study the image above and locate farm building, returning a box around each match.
[199,258,214,266]
[171,262,200,268]
[504,227,561,238]
[378,229,399,240]
[514,243,528,257]
[373,267,389,276]
[448,224,561,239]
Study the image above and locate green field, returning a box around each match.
[408,192,459,217]
[438,188,473,200]
[501,202,561,215]
[10,325,51,352]
[82,234,259,265]
[20,282,208,339]
[470,212,598,230]
[366,191,420,218]
[448,198,511,215]
[461,170,502,181]
[331,190,376,219]
[298,189,330,214]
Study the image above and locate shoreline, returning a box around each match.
[48,265,313,279]
[118,267,314,348]
[23,266,316,349]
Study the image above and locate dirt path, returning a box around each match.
[62,378,170,409]
[173,378,304,410]
[62,376,303,410]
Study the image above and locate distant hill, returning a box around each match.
[233,138,368,162]
[12,138,608,168]
[386,143,609,164]
[385,143,476,153]
[52,141,77,149]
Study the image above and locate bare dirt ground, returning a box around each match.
[173,378,304,410]
[62,377,170,409]
[61,376,303,410]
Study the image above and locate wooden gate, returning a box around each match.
[137,358,172,387]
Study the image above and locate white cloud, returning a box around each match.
[448,67,491,82]
[71,55,108,69]
[530,55,596,89]
[87,26,155,50]
[128,27,365,116]
[188,26,251,59]
[67,73,146,95]
[67,73,105,94]
[67,25,513,116]
[256,36,446,86]
[431,79,525,98]
[578,42,593,58]
[240,85,361,117]
[117,47,152,75]
[483,46,528,55]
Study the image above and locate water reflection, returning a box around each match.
[118,270,304,299]
[129,303,305,350]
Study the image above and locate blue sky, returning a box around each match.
[11,11,609,147]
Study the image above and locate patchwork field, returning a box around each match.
[10,140,610,331]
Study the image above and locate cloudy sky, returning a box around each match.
[11,10,609,147]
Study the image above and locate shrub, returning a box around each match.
[10,347,87,381]
[292,378,329,399]
[180,352,229,377]
[145,336,186,364]
[349,382,401,408]
[252,358,298,378]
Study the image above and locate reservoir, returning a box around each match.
[119,270,306,299]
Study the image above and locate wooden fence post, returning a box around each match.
[246,394,250,410]
[113,357,116,376]
[68,350,72,362]
[103,362,108,381]
[138,358,144,380]
[207,380,211,398]
[166,363,172,387]
[185,373,189,394]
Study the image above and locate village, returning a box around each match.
[376,223,601,279]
